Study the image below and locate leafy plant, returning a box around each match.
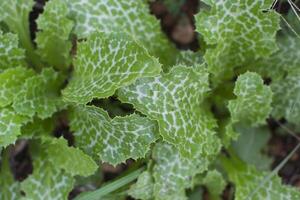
[0,0,300,199]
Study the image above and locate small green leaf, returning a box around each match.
[0,67,34,107]
[201,170,226,200]
[0,31,26,71]
[128,171,154,200]
[271,68,300,124]
[0,108,30,148]
[63,32,161,104]
[46,137,98,177]
[195,0,280,78]
[66,0,177,67]
[175,50,204,66]
[36,0,73,70]
[228,72,273,126]
[69,105,158,166]
[21,117,56,139]
[118,65,221,158]
[222,158,300,200]
[152,143,210,200]
[21,155,74,200]
[13,68,65,119]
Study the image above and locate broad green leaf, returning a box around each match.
[0,31,26,71]
[0,108,30,148]
[118,65,221,158]
[195,0,280,78]
[271,68,300,124]
[46,137,98,177]
[201,170,226,200]
[233,125,272,170]
[36,0,73,70]
[21,117,55,139]
[0,150,21,200]
[21,152,74,200]
[0,0,41,68]
[0,67,34,107]
[222,158,300,200]
[128,171,154,200]
[248,36,300,80]
[13,68,65,119]
[66,0,177,67]
[175,50,204,66]
[69,105,158,166]
[228,72,273,126]
[152,142,209,200]
[62,32,161,104]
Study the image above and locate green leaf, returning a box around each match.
[36,0,73,70]
[271,68,300,124]
[0,67,34,108]
[195,0,280,78]
[13,68,65,119]
[66,0,177,67]
[152,142,210,200]
[45,137,98,177]
[0,108,30,148]
[248,36,300,80]
[118,65,221,158]
[0,31,26,71]
[175,50,204,66]
[222,158,300,200]
[201,170,226,200]
[0,0,41,68]
[21,117,55,139]
[0,150,21,200]
[228,72,273,126]
[128,171,154,200]
[21,153,75,200]
[232,124,272,170]
[62,32,161,104]
[69,105,158,166]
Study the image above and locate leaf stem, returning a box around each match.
[74,167,144,200]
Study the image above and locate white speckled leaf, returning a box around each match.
[0,67,34,108]
[175,50,204,66]
[36,0,73,70]
[195,0,280,78]
[0,108,30,148]
[62,32,161,104]
[118,65,221,158]
[0,31,26,71]
[66,0,177,67]
[69,105,158,166]
[271,68,300,124]
[223,158,300,200]
[128,171,154,200]
[228,72,273,126]
[13,68,65,119]
[152,142,210,200]
[21,157,74,200]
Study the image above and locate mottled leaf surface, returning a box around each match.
[36,0,73,69]
[128,171,154,200]
[63,32,161,104]
[0,67,34,107]
[13,68,65,119]
[0,108,30,147]
[195,0,280,78]
[0,32,26,71]
[66,0,177,66]
[228,72,273,126]
[118,65,221,158]
[70,105,158,165]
